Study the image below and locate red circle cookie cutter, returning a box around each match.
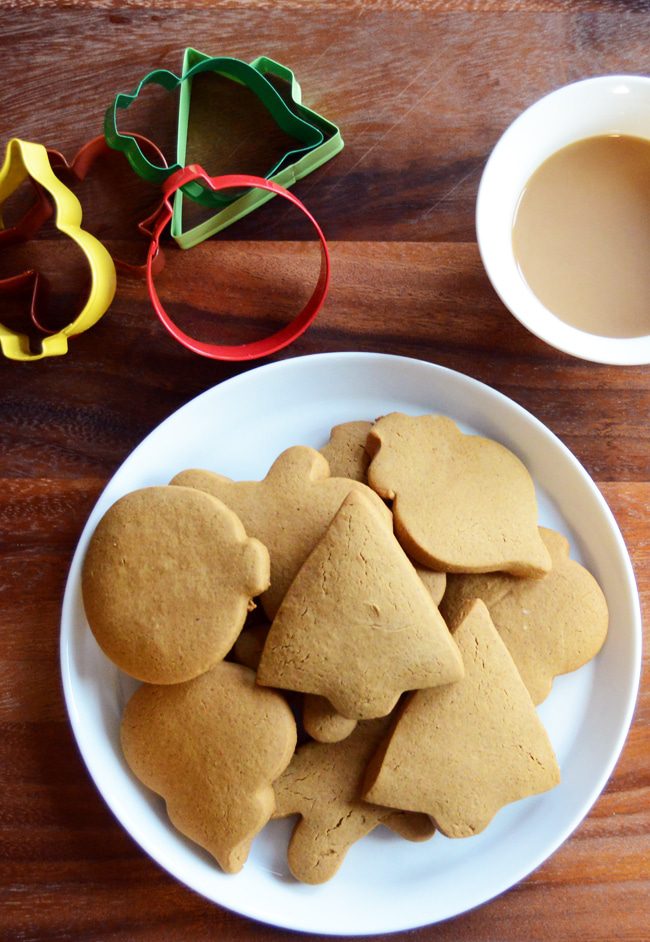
[147,166,331,360]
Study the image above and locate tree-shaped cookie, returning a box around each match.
[172,446,392,619]
[363,600,560,836]
[440,527,609,703]
[273,716,435,883]
[257,490,464,719]
[121,662,297,873]
[82,486,269,684]
[366,413,551,576]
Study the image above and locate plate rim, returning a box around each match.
[59,351,642,935]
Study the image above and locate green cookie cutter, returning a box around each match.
[104,54,325,209]
[171,47,344,249]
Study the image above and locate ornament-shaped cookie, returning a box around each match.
[440,527,609,703]
[274,716,435,883]
[257,490,464,719]
[121,661,297,873]
[366,413,551,577]
[82,486,269,684]
[364,599,560,836]
[172,446,391,618]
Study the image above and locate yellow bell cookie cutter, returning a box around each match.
[0,139,116,361]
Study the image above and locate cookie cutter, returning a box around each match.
[105,56,325,209]
[0,139,116,361]
[0,175,51,244]
[0,174,54,340]
[171,48,344,249]
[146,166,330,361]
[47,134,168,276]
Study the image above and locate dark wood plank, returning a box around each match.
[0,243,647,480]
[2,5,650,242]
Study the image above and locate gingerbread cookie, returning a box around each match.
[231,621,270,672]
[82,486,269,684]
[415,565,447,606]
[440,527,609,703]
[302,695,358,743]
[229,623,355,741]
[364,599,560,836]
[320,420,373,483]
[273,716,435,883]
[121,661,297,873]
[257,490,464,719]
[172,446,392,619]
[366,413,551,577]
[302,566,446,744]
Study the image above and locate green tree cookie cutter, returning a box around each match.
[171,48,344,249]
[104,55,325,210]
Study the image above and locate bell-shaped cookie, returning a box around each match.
[301,565,446,743]
[257,490,464,719]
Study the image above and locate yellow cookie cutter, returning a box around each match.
[0,139,116,361]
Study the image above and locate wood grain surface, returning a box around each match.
[1,2,648,940]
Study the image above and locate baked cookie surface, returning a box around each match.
[320,420,373,483]
[367,413,551,576]
[82,485,269,683]
[302,695,359,743]
[440,527,609,703]
[172,446,391,619]
[363,599,560,836]
[302,565,446,743]
[121,661,297,873]
[257,489,464,719]
[273,715,435,883]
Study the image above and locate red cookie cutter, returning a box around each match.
[0,178,52,338]
[47,134,168,277]
[146,166,330,360]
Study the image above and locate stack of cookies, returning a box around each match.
[81,413,609,883]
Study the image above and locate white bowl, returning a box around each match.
[476,75,650,365]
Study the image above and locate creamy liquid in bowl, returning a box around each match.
[512,134,650,338]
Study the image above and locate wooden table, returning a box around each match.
[1,2,648,939]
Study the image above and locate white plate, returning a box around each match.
[60,352,641,935]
